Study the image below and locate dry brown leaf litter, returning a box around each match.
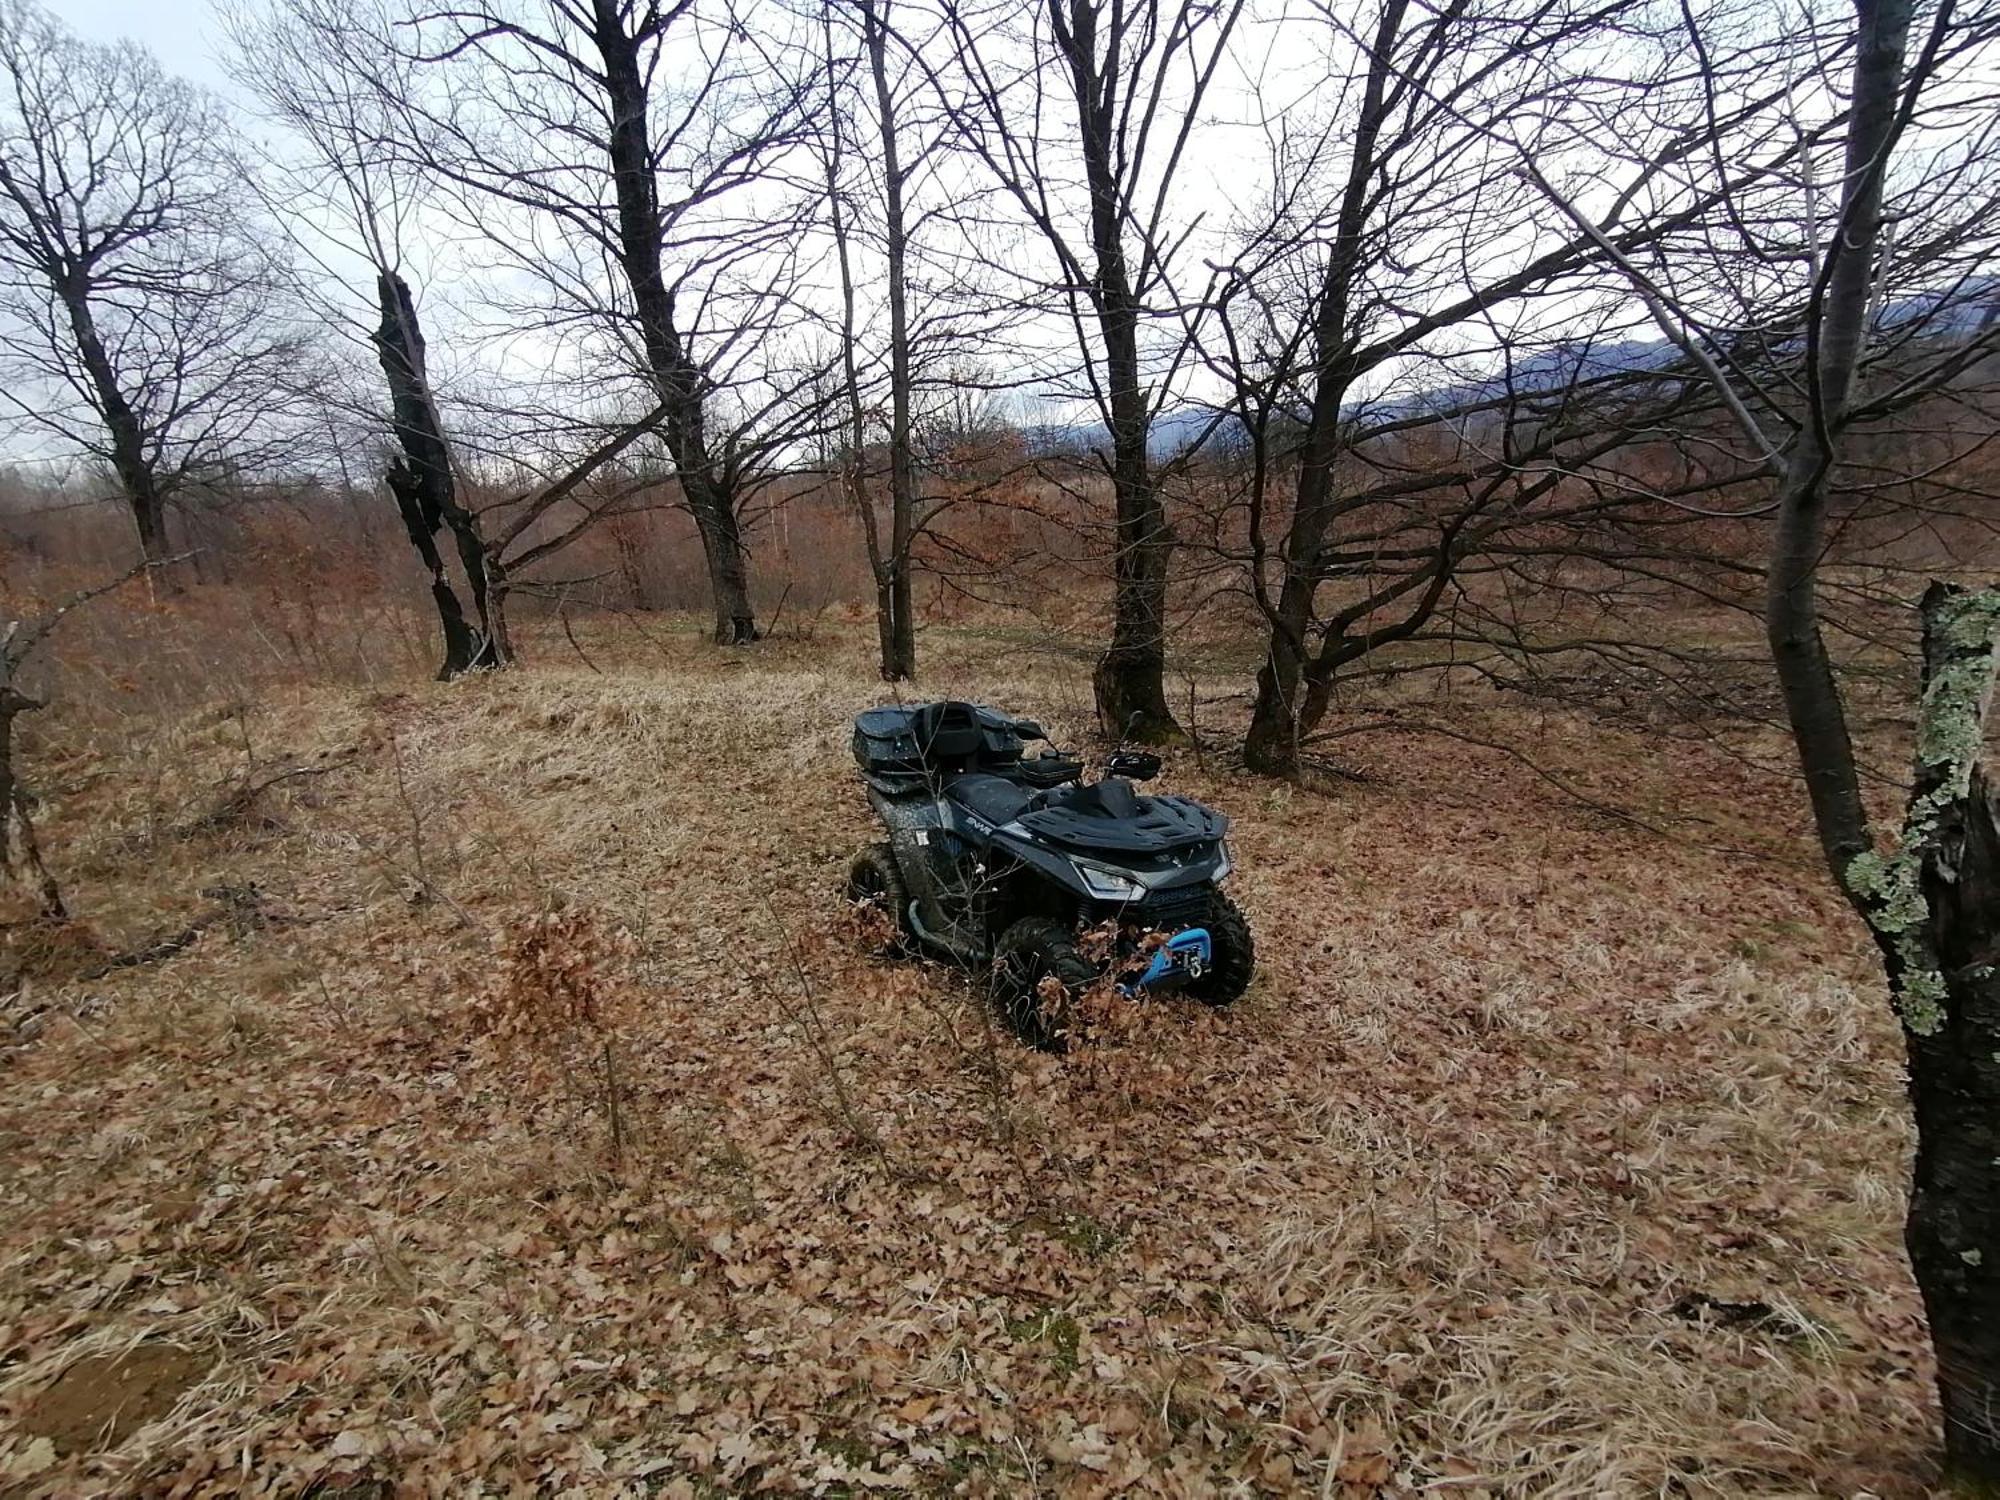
[0,623,1935,1495]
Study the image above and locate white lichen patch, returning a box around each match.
[1846,845,1949,1033]
[1916,591,2000,787]
[1848,586,2000,1037]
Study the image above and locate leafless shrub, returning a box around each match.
[469,907,639,1166]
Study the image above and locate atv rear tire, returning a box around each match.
[846,843,912,954]
[1186,891,1254,1007]
[991,917,1097,1052]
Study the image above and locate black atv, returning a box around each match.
[845,700,1253,1046]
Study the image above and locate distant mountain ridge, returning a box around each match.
[1021,276,1998,459]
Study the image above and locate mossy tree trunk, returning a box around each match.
[1903,782,2000,1484]
[1850,584,2000,1484]
[1740,0,2000,1475]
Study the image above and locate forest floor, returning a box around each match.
[0,615,1939,1496]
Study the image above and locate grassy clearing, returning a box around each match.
[0,616,1933,1495]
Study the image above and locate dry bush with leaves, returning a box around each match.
[468,907,640,1161]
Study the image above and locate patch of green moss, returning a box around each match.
[815,1434,877,1468]
[1005,1308,1082,1371]
[923,1441,1023,1493]
[1056,1212,1122,1258]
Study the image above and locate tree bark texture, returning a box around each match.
[1905,774,2000,1486]
[1881,584,2000,1487]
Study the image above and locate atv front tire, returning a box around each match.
[846,843,912,954]
[991,917,1097,1052]
[1186,890,1255,1007]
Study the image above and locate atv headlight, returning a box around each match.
[1213,840,1233,881]
[1073,859,1145,902]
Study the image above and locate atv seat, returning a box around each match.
[947,772,1035,824]
[911,700,989,775]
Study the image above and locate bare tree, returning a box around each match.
[392,0,823,645]
[860,0,921,680]
[226,0,507,676]
[820,0,920,679]
[938,0,1247,740]
[816,0,1009,679]
[1762,1,2000,1462]
[1528,0,2000,1475]
[1337,0,2000,1471]
[1185,0,1805,773]
[1,559,179,919]
[1180,0,1996,782]
[234,0,762,669]
[0,0,304,581]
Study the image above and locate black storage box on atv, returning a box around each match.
[845,700,1253,1048]
[853,703,1028,793]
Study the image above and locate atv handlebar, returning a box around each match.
[1105,750,1162,782]
[1016,751,1085,788]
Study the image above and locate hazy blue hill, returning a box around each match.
[1017,276,1997,461]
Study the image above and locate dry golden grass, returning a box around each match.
[0,611,1936,1495]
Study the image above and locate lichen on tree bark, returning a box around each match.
[1846,585,2000,1035]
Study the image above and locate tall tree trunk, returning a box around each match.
[385,452,481,678]
[1057,0,1179,742]
[1764,0,1910,882]
[1866,585,2000,1486]
[866,0,917,682]
[58,280,176,587]
[593,0,756,646]
[684,471,756,644]
[1242,401,1345,775]
[1091,400,1178,741]
[1241,0,1406,776]
[825,1,912,681]
[1752,0,2000,1478]
[373,271,503,678]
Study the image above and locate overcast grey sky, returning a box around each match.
[59,0,232,89]
[19,0,1668,462]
